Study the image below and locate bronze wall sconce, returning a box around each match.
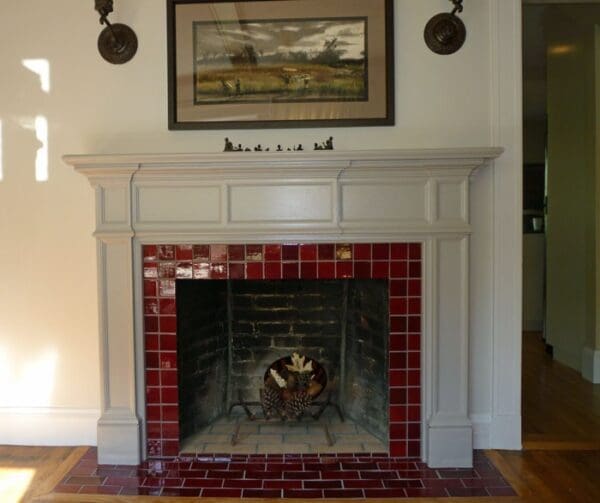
[94,0,138,64]
[424,0,466,55]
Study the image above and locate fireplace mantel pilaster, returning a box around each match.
[65,148,502,467]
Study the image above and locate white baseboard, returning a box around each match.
[0,407,99,446]
[582,347,600,383]
[470,413,491,449]
[489,413,522,450]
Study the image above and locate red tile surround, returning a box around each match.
[54,448,516,498]
[143,243,423,459]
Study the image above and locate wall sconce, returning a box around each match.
[424,0,466,55]
[95,0,138,64]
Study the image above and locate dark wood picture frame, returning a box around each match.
[167,0,395,130]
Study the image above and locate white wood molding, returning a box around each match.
[0,407,99,446]
[66,148,502,467]
[582,347,600,383]
[489,0,523,451]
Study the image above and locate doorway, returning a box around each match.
[522,1,600,447]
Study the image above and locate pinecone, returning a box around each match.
[295,372,312,390]
[285,391,313,419]
[262,387,283,417]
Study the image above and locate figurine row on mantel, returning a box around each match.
[224,137,334,153]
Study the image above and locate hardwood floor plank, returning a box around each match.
[522,332,600,446]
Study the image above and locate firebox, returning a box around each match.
[143,242,422,459]
[176,279,389,454]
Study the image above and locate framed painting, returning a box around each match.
[167,0,395,129]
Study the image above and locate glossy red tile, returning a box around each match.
[353,261,371,278]
[282,262,299,279]
[372,262,389,279]
[229,263,245,279]
[318,262,335,279]
[210,244,227,262]
[202,488,242,497]
[265,262,282,279]
[161,387,178,404]
[263,480,302,489]
[161,370,178,386]
[246,262,263,279]
[336,262,353,278]
[336,243,352,260]
[158,245,175,261]
[159,316,177,334]
[159,298,176,315]
[299,244,317,261]
[390,423,407,439]
[145,351,159,369]
[159,279,176,297]
[390,405,408,422]
[265,244,281,261]
[158,262,176,279]
[409,261,422,278]
[389,370,407,387]
[373,243,390,260]
[160,334,177,351]
[246,244,263,261]
[176,262,193,279]
[144,280,157,297]
[192,245,210,260]
[145,334,159,351]
[159,352,177,370]
[228,245,245,261]
[389,441,407,457]
[175,245,193,261]
[282,244,299,261]
[210,263,227,279]
[409,243,422,260]
[283,489,323,498]
[318,244,335,260]
[390,261,408,278]
[300,262,317,279]
[192,262,210,279]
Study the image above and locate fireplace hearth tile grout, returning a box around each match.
[52,447,517,498]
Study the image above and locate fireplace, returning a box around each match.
[144,242,420,458]
[65,147,502,468]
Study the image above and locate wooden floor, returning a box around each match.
[1,332,598,502]
[522,331,600,449]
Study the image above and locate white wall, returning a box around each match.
[545,6,599,373]
[0,0,522,448]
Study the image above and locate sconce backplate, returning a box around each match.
[424,13,466,55]
[98,23,138,64]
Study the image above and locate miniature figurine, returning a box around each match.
[254,144,263,152]
[277,145,283,152]
[224,137,234,152]
[326,136,334,150]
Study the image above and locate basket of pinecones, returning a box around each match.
[261,353,327,420]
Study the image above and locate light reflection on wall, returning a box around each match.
[0,348,57,408]
[34,116,48,182]
[22,59,50,93]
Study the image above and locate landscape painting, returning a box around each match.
[193,18,368,105]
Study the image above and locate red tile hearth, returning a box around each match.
[143,243,422,458]
[53,448,517,498]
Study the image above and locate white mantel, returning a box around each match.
[65,147,503,468]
